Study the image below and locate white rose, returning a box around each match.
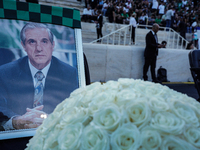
[80,125,109,150]
[43,127,61,149]
[161,135,197,150]
[137,147,147,150]
[75,90,101,108]
[167,90,189,103]
[60,86,96,111]
[54,96,82,112]
[70,82,101,97]
[180,94,197,103]
[54,98,68,112]
[111,123,141,150]
[92,104,121,132]
[185,100,200,123]
[88,90,117,113]
[57,123,82,150]
[131,80,148,94]
[148,97,170,112]
[61,107,89,125]
[115,89,142,107]
[143,83,170,99]
[118,78,137,89]
[184,127,200,148]
[155,85,172,99]
[104,80,120,90]
[144,84,160,96]
[36,113,69,145]
[36,111,61,136]
[69,82,103,108]
[125,100,151,129]
[170,100,199,127]
[25,135,44,150]
[62,93,90,109]
[140,126,162,150]
[150,112,185,135]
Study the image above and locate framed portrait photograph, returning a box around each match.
[0,0,85,140]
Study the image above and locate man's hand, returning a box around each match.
[158,44,164,48]
[12,105,48,129]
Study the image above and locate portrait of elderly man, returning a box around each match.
[0,23,79,130]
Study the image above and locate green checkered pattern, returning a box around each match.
[0,0,81,28]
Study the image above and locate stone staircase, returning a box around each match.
[81,22,192,47]
[39,0,85,15]
[81,22,124,43]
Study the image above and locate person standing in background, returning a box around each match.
[81,6,92,22]
[179,17,187,46]
[165,6,174,29]
[151,0,158,15]
[143,23,164,83]
[102,0,108,16]
[85,0,91,8]
[96,10,103,42]
[158,2,165,16]
[129,13,137,45]
[107,2,116,23]
[90,0,98,9]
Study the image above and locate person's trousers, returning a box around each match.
[166,19,171,29]
[131,26,135,43]
[82,15,91,22]
[97,27,103,39]
[180,31,186,46]
[143,56,157,81]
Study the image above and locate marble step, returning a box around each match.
[39,0,84,13]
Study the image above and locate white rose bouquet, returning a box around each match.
[26,79,200,150]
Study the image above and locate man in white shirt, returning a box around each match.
[102,0,108,16]
[129,13,137,44]
[81,6,92,22]
[192,18,197,30]
[165,7,174,29]
[125,0,132,9]
[158,2,165,15]
[182,0,187,8]
[151,0,158,14]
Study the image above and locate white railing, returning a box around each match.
[90,24,133,45]
[90,24,190,49]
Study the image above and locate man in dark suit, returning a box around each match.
[96,10,103,42]
[143,23,164,83]
[0,23,78,130]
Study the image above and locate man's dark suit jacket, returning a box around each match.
[0,56,79,120]
[97,14,103,28]
[144,31,159,58]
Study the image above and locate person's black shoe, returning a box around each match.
[143,76,148,81]
[152,79,162,84]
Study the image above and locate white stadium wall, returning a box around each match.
[83,43,193,82]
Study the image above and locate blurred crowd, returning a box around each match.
[81,0,200,48]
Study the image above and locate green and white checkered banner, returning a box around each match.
[0,0,81,28]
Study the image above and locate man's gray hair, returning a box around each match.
[20,22,54,45]
[152,23,159,30]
